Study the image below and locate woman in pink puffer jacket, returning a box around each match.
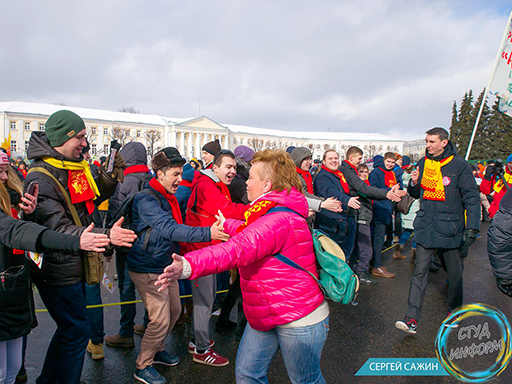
[157,149,329,384]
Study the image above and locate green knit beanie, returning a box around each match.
[45,110,85,147]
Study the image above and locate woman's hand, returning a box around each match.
[155,254,184,292]
[79,223,111,252]
[19,184,38,214]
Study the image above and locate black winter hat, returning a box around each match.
[202,139,221,156]
[151,147,186,172]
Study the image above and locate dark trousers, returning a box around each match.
[351,223,373,276]
[116,251,137,338]
[317,216,357,258]
[405,245,464,321]
[371,223,387,268]
[85,282,104,344]
[34,281,89,384]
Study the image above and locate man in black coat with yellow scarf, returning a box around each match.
[395,127,480,335]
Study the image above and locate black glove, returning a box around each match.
[460,228,478,258]
[484,165,495,181]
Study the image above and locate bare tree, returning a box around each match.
[119,106,140,114]
[364,145,378,160]
[112,127,133,146]
[248,138,265,152]
[145,129,162,158]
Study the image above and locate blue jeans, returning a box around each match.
[236,317,329,384]
[399,229,417,248]
[85,282,104,344]
[34,281,89,384]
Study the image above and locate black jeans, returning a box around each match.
[405,245,464,321]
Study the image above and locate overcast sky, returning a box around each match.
[1,0,510,140]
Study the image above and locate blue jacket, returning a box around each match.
[127,185,211,273]
[175,164,196,220]
[369,156,393,224]
[313,167,351,230]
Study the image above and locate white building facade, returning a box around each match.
[1,101,405,161]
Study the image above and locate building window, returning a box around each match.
[104,128,109,136]
[91,127,97,135]
[91,144,97,155]
[24,122,31,131]
[10,121,16,130]
[104,144,109,154]
[39,123,45,131]
[136,130,141,138]
[10,141,17,151]
[25,142,29,151]
[126,130,130,137]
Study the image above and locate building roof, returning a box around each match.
[0,101,403,142]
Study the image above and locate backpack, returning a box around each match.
[268,207,359,304]
[107,188,161,253]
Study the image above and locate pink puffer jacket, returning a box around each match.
[184,187,324,331]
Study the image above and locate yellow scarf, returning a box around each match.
[494,171,512,193]
[42,157,100,198]
[420,155,454,201]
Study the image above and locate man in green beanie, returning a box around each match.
[24,110,137,384]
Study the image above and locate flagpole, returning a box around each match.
[465,11,512,161]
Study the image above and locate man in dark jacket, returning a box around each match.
[395,127,480,335]
[24,110,136,384]
[201,139,221,170]
[314,149,361,256]
[369,153,401,278]
[127,147,228,384]
[105,141,153,349]
[487,188,512,298]
[339,147,405,284]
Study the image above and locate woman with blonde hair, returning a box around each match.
[157,149,329,384]
[0,151,110,384]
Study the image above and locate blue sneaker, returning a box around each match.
[154,350,180,366]
[134,365,166,384]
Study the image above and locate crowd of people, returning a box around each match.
[0,109,509,384]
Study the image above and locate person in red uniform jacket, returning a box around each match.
[182,150,247,367]
[480,154,512,218]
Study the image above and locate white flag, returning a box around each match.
[489,12,512,117]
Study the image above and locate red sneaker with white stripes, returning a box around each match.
[193,349,229,367]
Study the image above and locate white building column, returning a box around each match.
[195,132,201,158]
[187,131,193,159]
[170,126,176,147]
[179,131,185,154]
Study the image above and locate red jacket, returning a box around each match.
[480,169,512,218]
[182,170,247,253]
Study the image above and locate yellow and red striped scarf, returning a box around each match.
[236,200,276,233]
[420,155,454,201]
[493,170,512,193]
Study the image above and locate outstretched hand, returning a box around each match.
[348,196,361,209]
[79,223,111,252]
[155,253,184,292]
[110,217,137,247]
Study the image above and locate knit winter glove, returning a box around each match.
[104,151,126,183]
[460,228,478,258]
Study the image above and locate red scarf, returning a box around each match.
[215,181,232,201]
[205,162,213,170]
[180,179,193,188]
[379,167,397,188]
[236,200,277,233]
[93,160,101,167]
[149,178,183,224]
[124,164,149,176]
[68,170,96,214]
[296,167,313,194]
[321,165,349,193]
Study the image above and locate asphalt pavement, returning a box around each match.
[24,222,512,383]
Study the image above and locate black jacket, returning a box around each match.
[0,211,80,341]
[408,141,480,249]
[24,131,118,286]
[487,188,512,287]
[227,158,250,205]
